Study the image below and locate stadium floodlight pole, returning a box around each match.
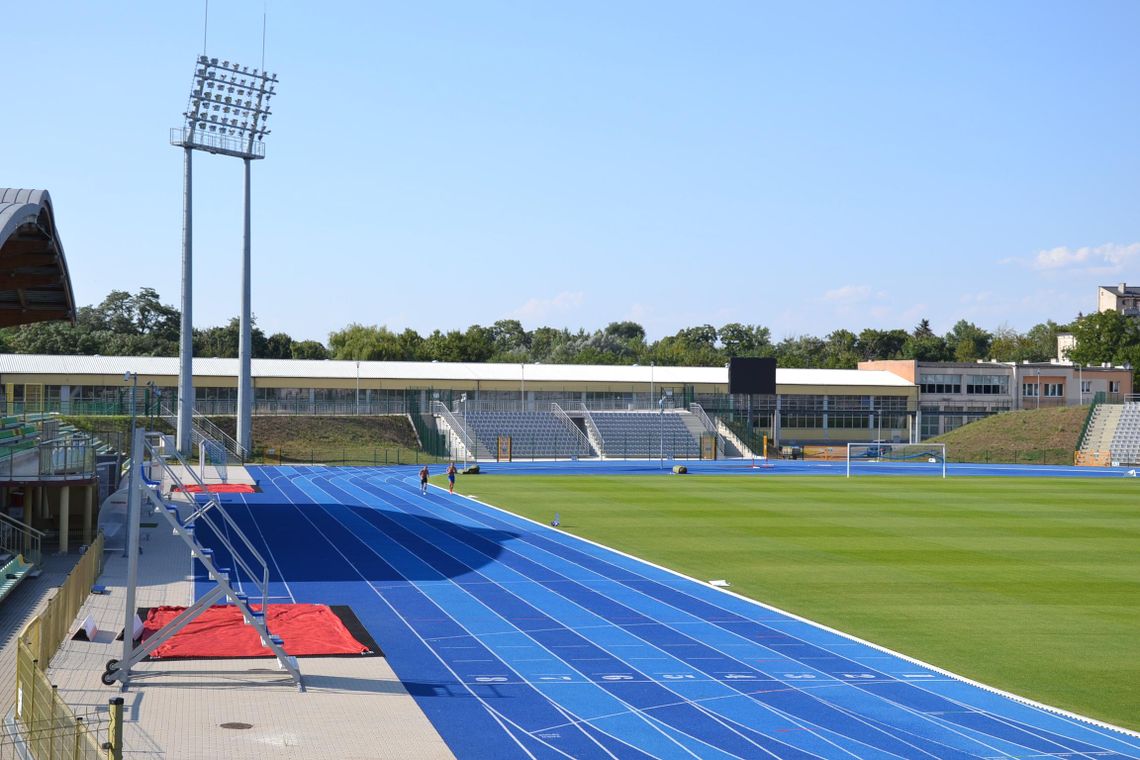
[658,394,666,468]
[171,56,278,457]
[1036,368,1041,410]
[1077,363,1083,405]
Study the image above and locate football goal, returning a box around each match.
[846,442,946,478]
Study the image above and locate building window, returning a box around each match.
[1110,381,1121,394]
[941,405,965,433]
[919,374,961,394]
[1081,380,1091,394]
[920,407,940,438]
[827,413,869,429]
[1043,383,1064,397]
[1022,383,1038,397]
[965,375,1008,395]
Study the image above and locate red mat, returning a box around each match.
[172,483,257,493]
[142,604,371,659]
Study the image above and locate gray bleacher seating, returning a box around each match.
[465,411,592,459]
[591,412,700,459]
[1110,401,1140,465]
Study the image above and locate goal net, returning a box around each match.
[846,442,946,478]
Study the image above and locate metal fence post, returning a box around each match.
[49,685,58,758]
[105,697,124,760]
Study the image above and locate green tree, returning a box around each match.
[328,324,404,360]
[719,323,772,357]
[292,340,329,360]
[490,319,530,359]
[901,319,949,361]
[264,332,295,360]
[1068,310,1140,366]
[775,335,826,367]
[857,328,909,360]
[194,317,267,358]
[945,320,992,361]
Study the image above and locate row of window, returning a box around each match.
[1022,383,1063,398]
[921,374,1011,395]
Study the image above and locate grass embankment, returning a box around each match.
[207,415,443,466]
[459,474,1140,731]
[931,405,1088,465]
[63,414,440,464]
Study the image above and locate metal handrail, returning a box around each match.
[0,511,43,566]
[430,401,481,461]
[156,398,242,462]
[549,403,595,456]
[143,435,269,612]
[717,418,757,458]
[688,403,727,457]
[578,403,606,456]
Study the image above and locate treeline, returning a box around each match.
[2,287,1137,374]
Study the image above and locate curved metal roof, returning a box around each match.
[0,188,76,327]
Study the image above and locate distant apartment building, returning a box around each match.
[1097,282,1140,316]
[860,359,1132,440]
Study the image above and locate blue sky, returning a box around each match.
[5,1,1140,344]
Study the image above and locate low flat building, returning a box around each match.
[860,359,1132,439]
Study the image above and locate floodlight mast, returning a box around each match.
[171,56,278,456]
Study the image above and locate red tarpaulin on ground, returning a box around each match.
[142,604,371,659]
[172,483,257,493]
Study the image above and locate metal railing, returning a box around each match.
[688,403,727,457]
[1076,393,1106,453]
[117,431,302,689]
[0,436,99,483]
[155,399,242,462]
[713,416,757,458]
[14,532,124,759]
[430,401,482,461]
[144,434,270,615]
[0,512,42,566]
[578,403,605,456]
[550,403,596,456]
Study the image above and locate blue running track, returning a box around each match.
[192,464,1140,759]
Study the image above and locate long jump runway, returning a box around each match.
[195,465,1140,759]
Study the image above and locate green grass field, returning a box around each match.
[452,474,1140,730]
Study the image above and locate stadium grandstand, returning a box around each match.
[3,354,1135,461]
[0,190,101,648]
[1,355,924,456]
[0,188,76,327]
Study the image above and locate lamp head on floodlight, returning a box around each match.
[171,55,279,160]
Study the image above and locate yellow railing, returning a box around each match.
[1074,450,1112,467]
[15,533,124,759]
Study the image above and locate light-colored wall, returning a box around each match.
[858,359,918,383]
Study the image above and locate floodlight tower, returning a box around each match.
[171,56,278,457]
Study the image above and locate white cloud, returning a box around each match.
[511,291,585,321]
[822,284,871,303]
[1032,242,1140,272]
[960,291,992,305]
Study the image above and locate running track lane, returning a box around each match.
[188,465,1140,759]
